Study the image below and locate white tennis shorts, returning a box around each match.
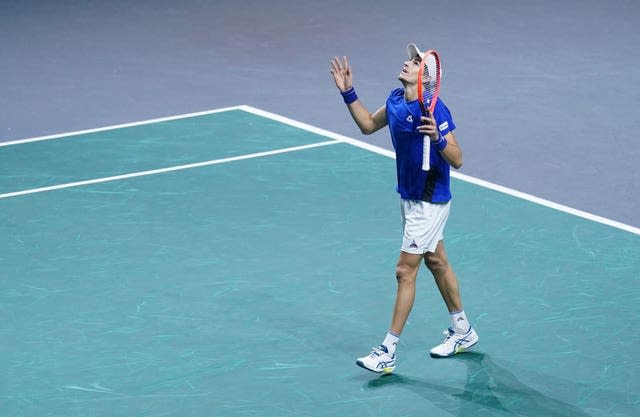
[400,199,451,254]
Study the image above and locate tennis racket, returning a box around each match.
[417,49,441,171]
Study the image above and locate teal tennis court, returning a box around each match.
[1,107,638,417]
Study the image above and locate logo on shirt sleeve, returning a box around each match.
[438,121,449,132]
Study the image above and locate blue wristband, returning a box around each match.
[340,87,358,104]
[433,136,448,151]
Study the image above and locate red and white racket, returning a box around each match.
[417,49,441,171]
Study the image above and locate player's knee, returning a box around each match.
[424,251,447,274]
[395,263,416,284]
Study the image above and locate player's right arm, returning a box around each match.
[330,56,387,135]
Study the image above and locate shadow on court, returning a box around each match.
[364,353,595,417]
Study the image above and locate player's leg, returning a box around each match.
[424,240,462,313]
[425,241,479,357]
[390,250,423,335]
[355,251,422,374]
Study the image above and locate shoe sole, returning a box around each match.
[356,360,395,374]
[429,339,478,358]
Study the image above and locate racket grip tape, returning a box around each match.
[422,136,430,171]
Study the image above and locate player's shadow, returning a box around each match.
[364,352,590,417]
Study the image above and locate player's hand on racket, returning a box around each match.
[330,56,353,92]
[417,109,439,142]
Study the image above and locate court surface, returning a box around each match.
[1,106,639,417]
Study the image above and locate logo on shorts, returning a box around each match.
[409,240,418,249]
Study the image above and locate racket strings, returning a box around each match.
[421,59,439,105]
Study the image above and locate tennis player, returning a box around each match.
[330,44,479,373]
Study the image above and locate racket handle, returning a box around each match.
[422,136,431,171]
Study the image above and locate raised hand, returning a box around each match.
[330,56,353,92]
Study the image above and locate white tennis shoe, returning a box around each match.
[429,327,479,358]
[356,345,396,373]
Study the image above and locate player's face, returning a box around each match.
[398,56,421,84]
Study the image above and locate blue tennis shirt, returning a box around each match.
[386,88,456,203]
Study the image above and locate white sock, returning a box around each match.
[382,331,400,355]
[450,310,470,334]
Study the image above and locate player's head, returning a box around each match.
[398,43,423,85]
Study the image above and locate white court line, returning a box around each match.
[0,140,339,199]
[0,105,246,147]
[1,104,638,236]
